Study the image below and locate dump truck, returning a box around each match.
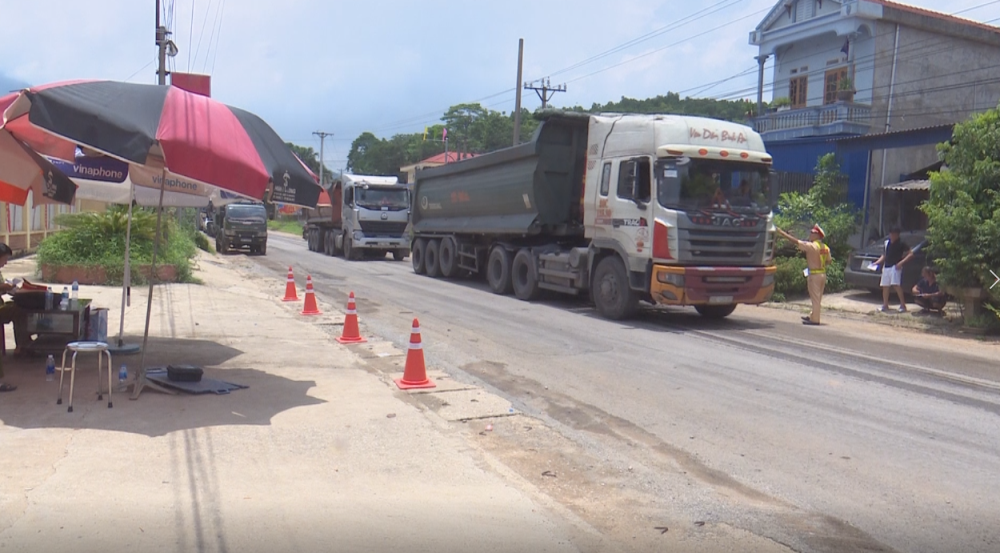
[303,174,410,261]
[409,110,778,320]
[215,201,268,255]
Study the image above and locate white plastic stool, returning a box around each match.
[56,341,113,412]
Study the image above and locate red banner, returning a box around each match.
[171,73,211,97]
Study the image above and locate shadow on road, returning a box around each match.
[0,336,326,437]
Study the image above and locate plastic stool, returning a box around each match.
[57,341,113,412]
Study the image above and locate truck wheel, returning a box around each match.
[218,237,229,255]
[308,229,316,251]
[344,234,360,261]
[486,246,513,295]
[412,239,427,274]
[694,304,737,319]
[591,256,639,320]
[511,248,542,301]
[438,237,458,278]
[316,228,326,254]
[325,230,336,256]
[260,241,267,256]
[393,249,408,262]
[425,240,441,277]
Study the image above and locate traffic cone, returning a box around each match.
[301,275,322,315]
[395,318,436,390]
[281,266,299,302]
[336,292,367,344]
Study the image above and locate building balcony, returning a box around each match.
[752,101,871,142]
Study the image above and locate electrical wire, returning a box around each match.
[188,0,195,72]
[210,0,227,75]
[192,0,214,73]
[124,57,158,83]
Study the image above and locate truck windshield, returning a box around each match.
[655,158,773,214]
[356,188,409,210]
[226,205,267,221]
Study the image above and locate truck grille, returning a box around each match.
[677,228,765,263]
[359,221,408,236]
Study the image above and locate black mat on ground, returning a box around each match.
[145,368,248,395]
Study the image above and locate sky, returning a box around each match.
[2,0,999,171]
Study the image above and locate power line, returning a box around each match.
[201,0,224,73]
[188,0,195,72]
[210,0,227,75]
[369,0,748,135]
[192,0,214,73]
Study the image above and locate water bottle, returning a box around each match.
[44,287,53,311]
[45,355,55,382]
[60,287,69,310]
[70,280,79,309]
[118,364,128,383]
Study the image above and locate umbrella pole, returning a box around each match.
[109,182,141,356]
[131,166,176,400]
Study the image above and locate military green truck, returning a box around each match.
[215,201,268,255]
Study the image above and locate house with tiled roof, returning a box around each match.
[748,0,1000,240]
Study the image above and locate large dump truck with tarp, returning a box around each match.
[409,109,778,320]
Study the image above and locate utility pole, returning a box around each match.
[524,78,566,109]
[513,39,524,146]
[313,131,333,186]
[155,0,167,85]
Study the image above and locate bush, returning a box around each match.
[773,153,860,261]
[37,206,200,286]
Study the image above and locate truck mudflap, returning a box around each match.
[649,265,776,306]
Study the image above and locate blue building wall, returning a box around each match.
[764,136,868,207]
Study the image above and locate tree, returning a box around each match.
[922,106,1000,293]
[441,103,486,156]
[774,153,860,260]
[286,143,332,183]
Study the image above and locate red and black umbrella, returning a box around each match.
[2,80,321,208]
[0,92,77,206]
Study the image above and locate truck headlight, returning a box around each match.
[656,272,685,286]
[762,274,775,287]
[353,230,364,241]
[258,231,268,237]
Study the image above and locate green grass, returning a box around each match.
[267,219,304,235]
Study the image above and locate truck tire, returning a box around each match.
[591,256,639,320]
[486,246,513,295]
[438,237,458,278]
[412,239,427,274]
[316,228,326,254]
[511,248,542,301]
[425,239,441,277]
[344,234,360,261]
[217,237,229,255]
[308,229,317,251]
[694,304,737,319]
[259,242,267,256]
[326,230,337,256]
[393,249,408,262]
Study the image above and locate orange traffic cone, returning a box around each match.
[395,318,435,390]
[336,292,367,344]
[281,266,299,302]
[301,275,322,315]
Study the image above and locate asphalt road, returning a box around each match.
[248,232,1000,553]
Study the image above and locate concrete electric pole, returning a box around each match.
[513,39,524,146]
[524,78,566,109]
[155,0,168,85]
[313,131,333,187]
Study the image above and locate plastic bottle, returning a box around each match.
[60,287,69,310]
[45,355,55,382]
[118,364,128,383]
[70,280,79,309]
[44,287,53,311]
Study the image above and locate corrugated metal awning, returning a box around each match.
[883,179,930,191]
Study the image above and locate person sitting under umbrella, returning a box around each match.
[0,243,30,391]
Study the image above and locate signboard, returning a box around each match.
[171,73,211,97]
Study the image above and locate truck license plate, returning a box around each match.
[708,296,733,305]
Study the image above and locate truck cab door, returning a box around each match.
[609,157,652,264]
